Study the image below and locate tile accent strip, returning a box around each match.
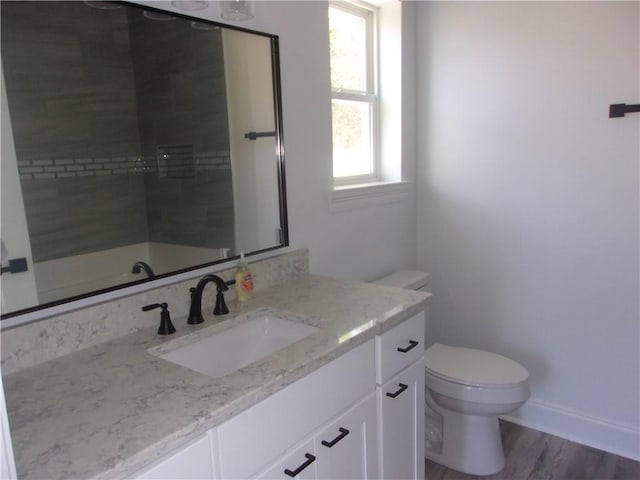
[17,151,231,181]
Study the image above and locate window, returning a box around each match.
[329,1,378,186]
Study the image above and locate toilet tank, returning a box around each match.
[374,270,430,292]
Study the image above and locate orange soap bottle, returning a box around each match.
[234,251,254,302]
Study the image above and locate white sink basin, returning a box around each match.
[156,311,319,378]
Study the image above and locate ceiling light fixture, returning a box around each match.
[220,1,254,21]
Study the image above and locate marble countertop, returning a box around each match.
[3,275,430,480]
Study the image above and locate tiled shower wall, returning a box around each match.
[1,1,234,263]
[19,174,148,262]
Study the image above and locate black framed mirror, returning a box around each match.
[0,0,288,320]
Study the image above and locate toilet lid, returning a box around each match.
[425,343,529,387]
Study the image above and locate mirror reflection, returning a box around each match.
[0,1,287,317]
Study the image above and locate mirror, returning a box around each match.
[0,1,288,319]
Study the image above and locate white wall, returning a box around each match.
[416,1,639,459]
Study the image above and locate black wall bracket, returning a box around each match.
[609,103,640,118]
[0,257,28,275]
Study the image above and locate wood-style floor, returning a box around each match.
[425,420,640,480]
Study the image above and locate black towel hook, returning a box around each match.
[244,130,276,140]
[609,103,640,118]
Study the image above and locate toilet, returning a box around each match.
[374,271,530,476]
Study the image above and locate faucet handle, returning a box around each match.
[142,302,176,335]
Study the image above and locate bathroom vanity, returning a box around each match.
[2,268,429,480]
[136,312,424,480]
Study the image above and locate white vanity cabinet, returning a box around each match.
[133,311,426,480]
[375,312,425,480]
[132,339,376,480]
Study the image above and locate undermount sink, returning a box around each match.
[154,310,319,378]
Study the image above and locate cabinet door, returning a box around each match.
[315,393,378,480]
[377,359,425,480]
[255,439,317,480]
[133,434,214,480]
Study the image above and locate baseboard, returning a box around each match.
[501,398,640,461]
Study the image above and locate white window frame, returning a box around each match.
[330,0,379,187]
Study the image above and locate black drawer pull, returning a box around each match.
[321,427,350,448]
[284,453,316,477]
[397,340,419,353]
[386,383,409,398]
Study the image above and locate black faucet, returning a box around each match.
[132,261,155,278]
[187,274,231,324]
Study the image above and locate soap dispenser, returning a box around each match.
[234,251,254,302]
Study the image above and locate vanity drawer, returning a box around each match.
[375,312,425,384]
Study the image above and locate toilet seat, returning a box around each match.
[425,343,529,388]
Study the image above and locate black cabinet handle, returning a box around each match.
[284,453,316,477]
[397,340,419,353]
[386,383,409,398]
[321,427,350,448]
